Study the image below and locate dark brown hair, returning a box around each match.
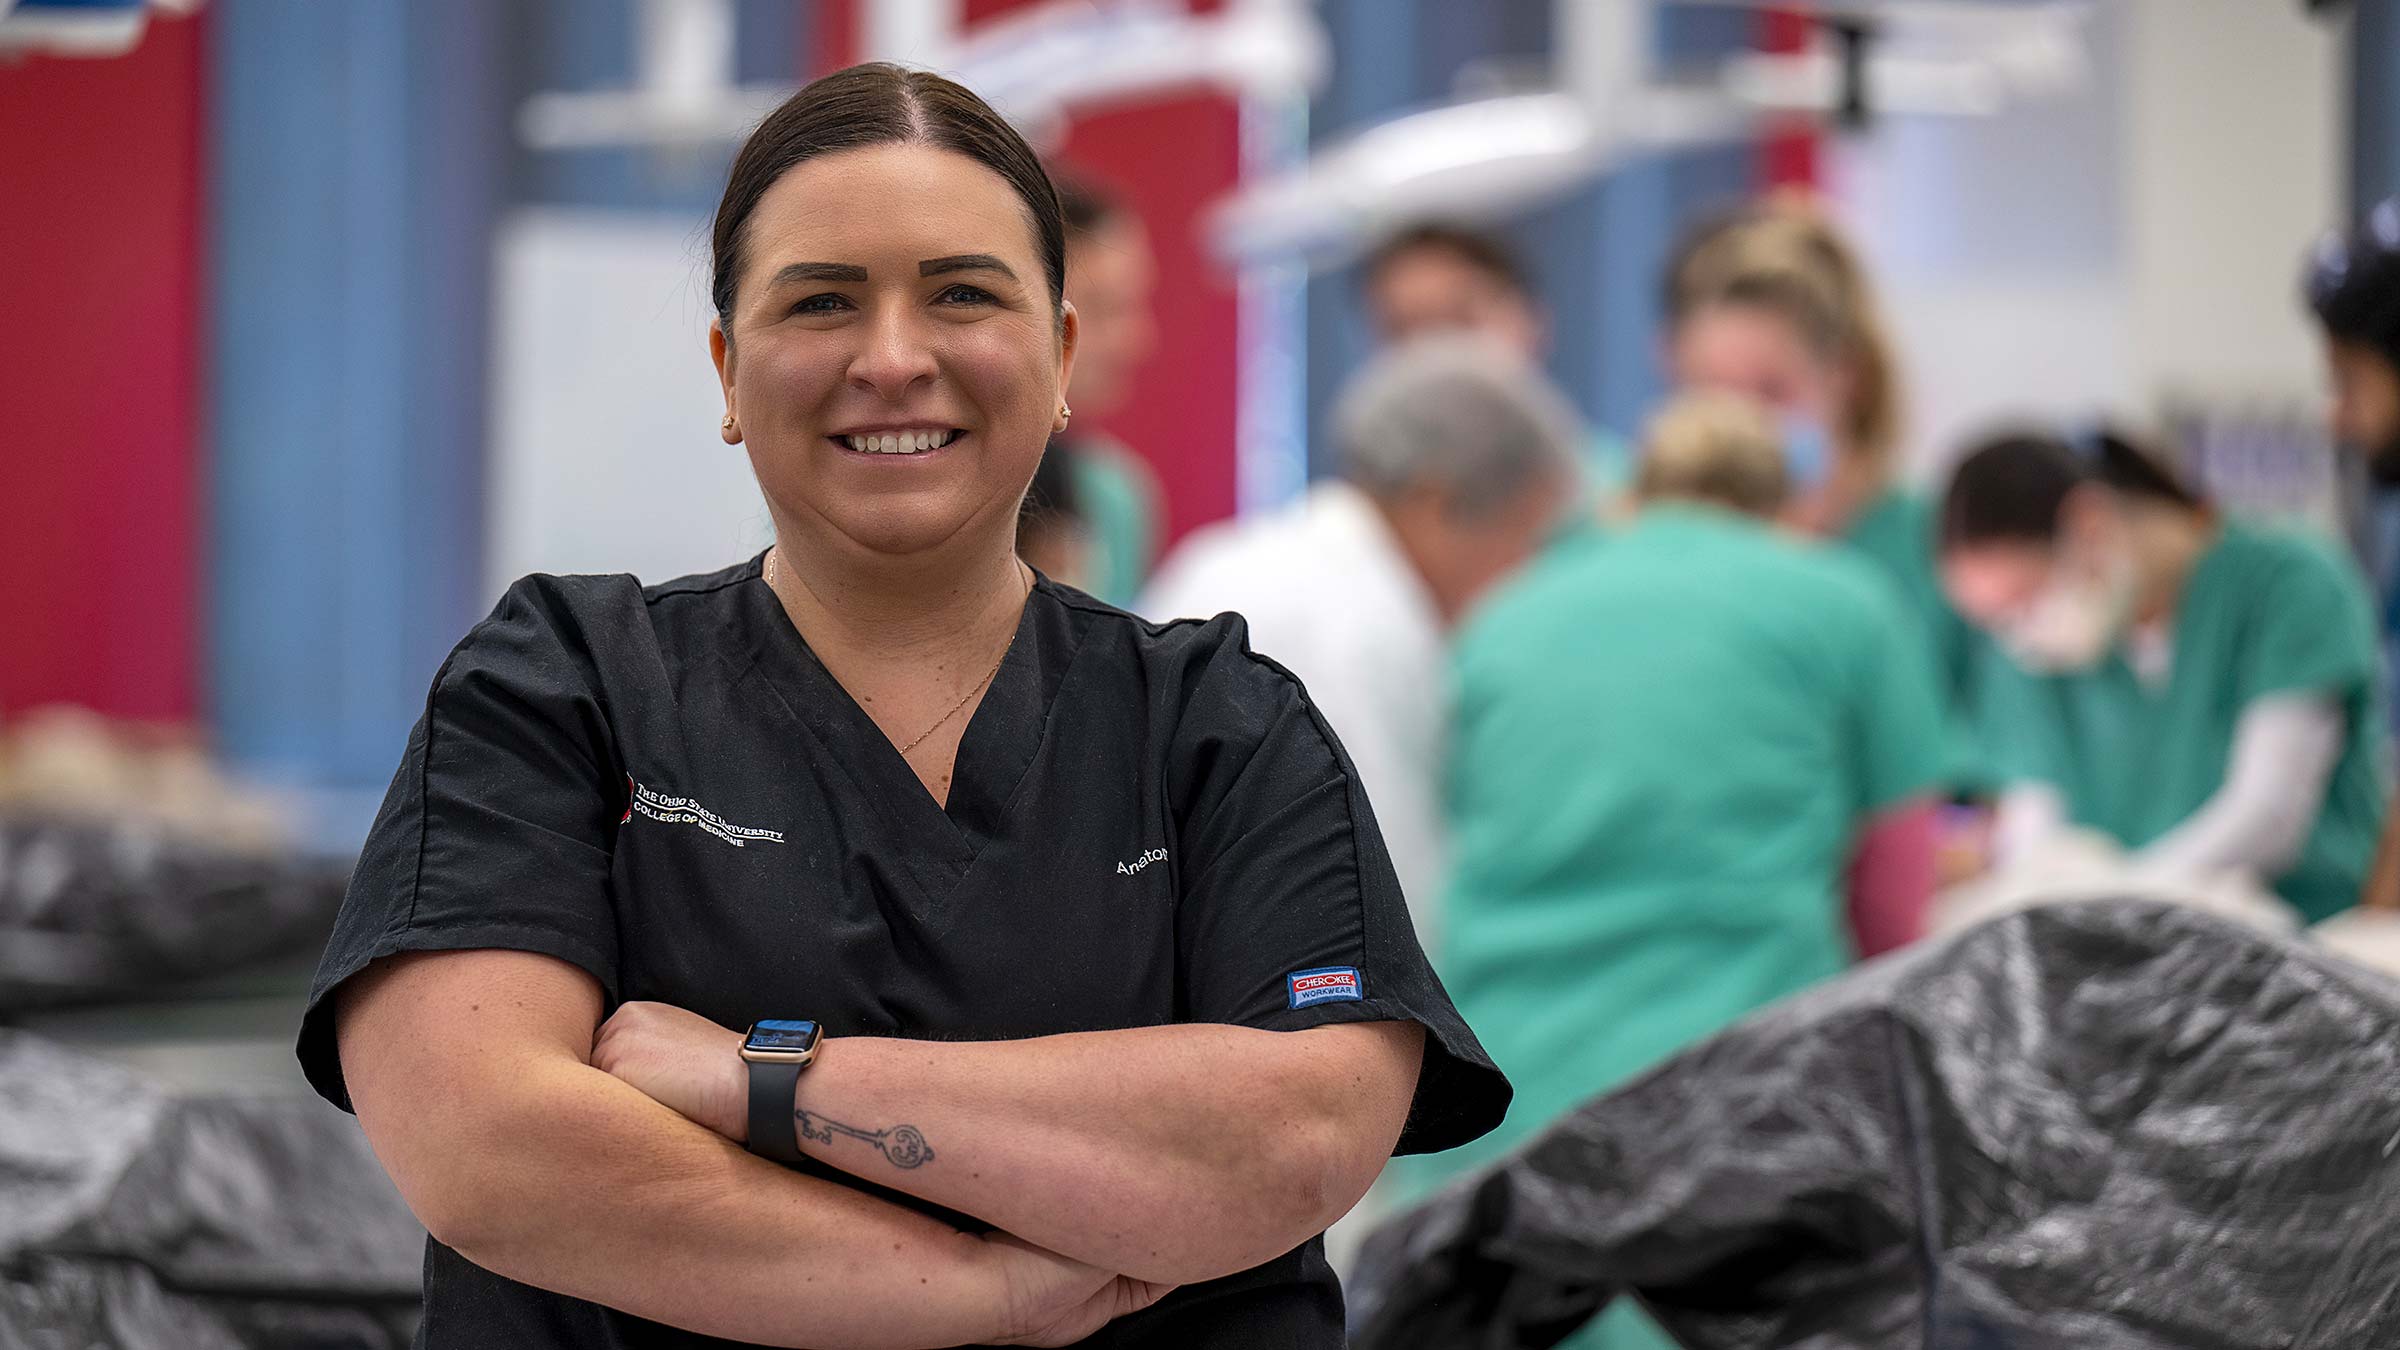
[709,63,1065,339]
[1361,222,1535,301]
[1940,426,2205,551]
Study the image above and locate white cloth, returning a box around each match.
[1929,826,2301,940]
[1139,483,1450,950]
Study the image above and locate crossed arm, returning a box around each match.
[589,1001,1425,1284]
[337,948,1422,1348]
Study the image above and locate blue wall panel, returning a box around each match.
[209,0,504,786]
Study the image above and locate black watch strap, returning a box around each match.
[747,1059,806,1166]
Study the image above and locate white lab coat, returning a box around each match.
[1139,482,1449,950]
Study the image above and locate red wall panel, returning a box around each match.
[0,14,204,721]
[1053,93,1241,542]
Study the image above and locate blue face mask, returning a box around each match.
[1777,412,1833,492]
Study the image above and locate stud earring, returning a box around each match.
[721,414,738,435]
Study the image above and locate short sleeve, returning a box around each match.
[1166,619,1511,1157]
[2235,536,2380,707]
[1844,573,1948,815]
[295,576,627,1112]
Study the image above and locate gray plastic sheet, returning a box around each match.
[1349,901,2400,1349]
[0,812,349,1013]
[0,1030,423,1348]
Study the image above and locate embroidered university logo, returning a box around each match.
[1287,967,1363,1009]
[622,776,785,848]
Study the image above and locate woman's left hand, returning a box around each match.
[591,1001,749,1142]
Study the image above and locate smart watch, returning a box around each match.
[740,1019,823,1165]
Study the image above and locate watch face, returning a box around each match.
[744,1019,820,1054]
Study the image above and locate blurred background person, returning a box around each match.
[1406,394,1944,1343]
[1940,428,2388,924]
[1664,200,1994,802]
[1018,443,1091,591]
[1141,334,1583,944]
[1360,222,1631,502]
[2306,199,2400,911]
[1048,175,1166,608]
[2307,198,2400,485]
[1360,222,1548,358]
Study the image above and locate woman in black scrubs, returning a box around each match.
[297,63,1507,1349]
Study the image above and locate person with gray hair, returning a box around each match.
[1142,333,1583,942]
[1396,388,1949,1349]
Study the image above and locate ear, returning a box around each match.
[709,319,739,444]
[1054,300,1081,424]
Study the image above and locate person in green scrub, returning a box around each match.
[1662,198,1992,791]
[1050,176,1166,606]
[1938,428,2388,924]
[1411,393,1947,1350]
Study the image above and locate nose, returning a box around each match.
[847,300,938,401]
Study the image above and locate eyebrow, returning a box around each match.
[919,253,1018,281]
[766,262,869,286]
[763,255,1022,290]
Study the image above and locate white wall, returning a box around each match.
[485,209,775,600]
[1830,0,2345,486]
[2118,0,2345,404]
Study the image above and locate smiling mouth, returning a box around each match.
[831,429,967,456]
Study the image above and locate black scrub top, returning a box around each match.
[296,554,1509,1349]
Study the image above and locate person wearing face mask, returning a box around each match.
[1939,428,2388,922]
[1404,394,1945,1350]
[1664,199,1993,794]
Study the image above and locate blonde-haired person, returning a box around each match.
[1665,197,1993,792]
[1410,391,1945,1350]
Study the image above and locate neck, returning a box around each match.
[1799,446,1888,537]
[2126,503,2216,627]
[1370,497,1468,629]
[765,521,1028,668]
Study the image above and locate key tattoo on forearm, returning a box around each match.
[794,1109,937,1169]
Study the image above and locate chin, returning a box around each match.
[813,496,996,560]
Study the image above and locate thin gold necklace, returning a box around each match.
[764,547,1030,757]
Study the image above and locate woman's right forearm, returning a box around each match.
[394,1055,1013,1349]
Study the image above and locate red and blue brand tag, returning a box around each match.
[1288,966,1364,1009]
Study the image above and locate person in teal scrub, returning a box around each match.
[1413,393,1946,1350]
[1663,198,1992,791]
[1939,428,2388,924]
[1049,176,1166,606]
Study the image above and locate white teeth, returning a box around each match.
[842,430,959,454]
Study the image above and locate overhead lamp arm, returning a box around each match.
[1824,15,1877,130]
